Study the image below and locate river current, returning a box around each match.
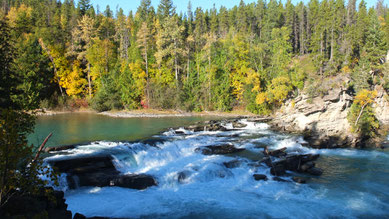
[40,116,389,218]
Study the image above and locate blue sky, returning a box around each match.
[92,0,381,16]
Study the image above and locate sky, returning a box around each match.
[92,0,381,16]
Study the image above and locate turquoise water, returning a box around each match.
[29,113,216,147]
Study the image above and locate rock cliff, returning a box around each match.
[271,85,388,148]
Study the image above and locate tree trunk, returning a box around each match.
[38,39,64,96]
[355,103,367,126]
[87,63,92,98]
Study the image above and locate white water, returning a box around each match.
[44,120,389,218]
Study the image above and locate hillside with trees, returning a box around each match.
[0,0,388,133]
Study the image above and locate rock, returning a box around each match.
[48,155,116,174]
[223,160,242,168]
[174,130,185,135]
[111,174,157,190]
[140,138,166,147]
[74,213,87,219]
[292,176,307,184]
[270,154,320,175]
[323,89,341,102]
[45,144,76,152]
[253,174,268,181]
[247,117,272,123]
[186,125,205,132]
[232,122,247,128]
[301,154,320,162]
[272,177,288,182]
[264,147,287,157]
[270,164,286,176]
[206,124,228,131]
[300,161,315,172]
[67,169,119,189]
[260,157,272,167]
[177,170,191,183]
[195,144,245,155]
[306,167,323,176]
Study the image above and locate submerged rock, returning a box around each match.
[270,164,286,176]
[223,159,242,168]
[111,174,157,190]
[253,174,268,181]
[306,167,323,176]
[232,122,247,128]
[195,144,245,155]
[45,144,77,152]
[272,176,288,182]
[292,176,307,184]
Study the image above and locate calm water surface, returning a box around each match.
[29,113,216,147]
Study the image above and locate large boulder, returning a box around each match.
[195,144,245,155]
[268,154,323,176]
[48,155,116,174]
[49,155,157,190]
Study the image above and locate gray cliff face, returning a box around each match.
[272,83,389,147]
[273,88,353,137]
[374,86,389,125]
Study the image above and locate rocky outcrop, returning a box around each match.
[195,144,245,155]
[271,87,358,148]
[261,147,323,177]
[374,86,389,125]
[48,155,157,190]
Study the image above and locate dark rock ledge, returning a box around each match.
[48,155,157,190]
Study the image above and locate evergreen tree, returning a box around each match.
[78,0,91,16]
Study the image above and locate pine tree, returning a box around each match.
[157,0,175,20]
[78,0,91,16]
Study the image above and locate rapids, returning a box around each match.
[44,119,389,218]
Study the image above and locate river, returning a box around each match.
[36,113,389,218]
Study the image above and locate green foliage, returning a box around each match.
[91,74,122,112]
[351,56,372,93]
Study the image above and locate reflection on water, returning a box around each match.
[29,113,217,147]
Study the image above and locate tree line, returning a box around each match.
[0,0,388,114]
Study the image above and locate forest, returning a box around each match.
[0,0,388,114]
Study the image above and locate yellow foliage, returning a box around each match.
[255,76,292,106]
[63,61,87,97]
[255,92,267,105]
[7,4,32,28]
[129,61,147,98]
[341,65,351,74]
[354,89,377,106]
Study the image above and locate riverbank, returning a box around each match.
[36,108,256,118]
